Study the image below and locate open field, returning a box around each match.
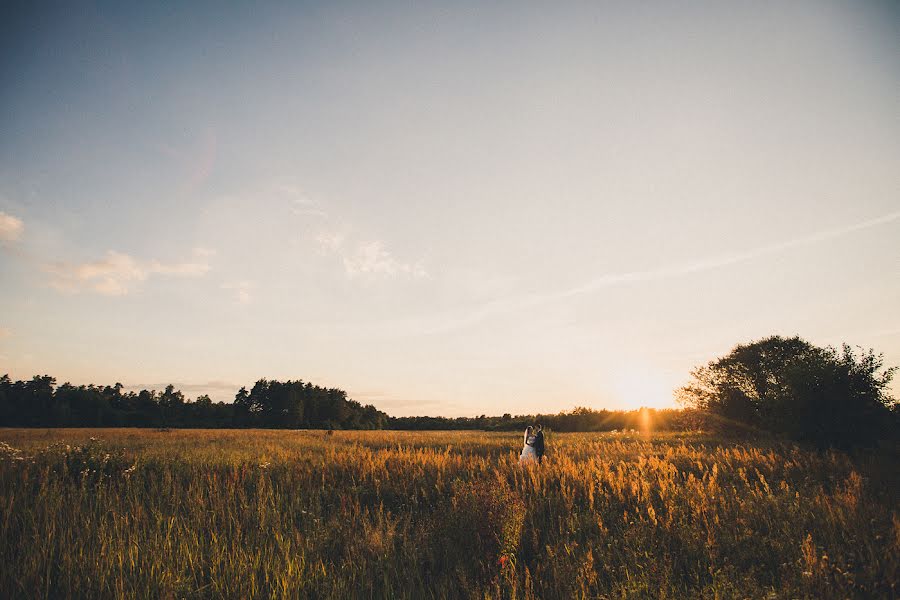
[0,429,897,599]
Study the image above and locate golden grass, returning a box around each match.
[0,428,896,599]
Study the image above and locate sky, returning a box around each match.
[1,1,898,416]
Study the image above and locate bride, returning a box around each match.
[520,426,538,463]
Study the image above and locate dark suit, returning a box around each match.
[534,430,545,463]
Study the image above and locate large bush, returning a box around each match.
[677,335,897,448]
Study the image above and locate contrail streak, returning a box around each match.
[545,209,900,302]
[419,209,900,334]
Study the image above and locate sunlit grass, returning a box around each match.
[0,429,896,599]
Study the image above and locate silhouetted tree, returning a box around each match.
[159,384,185,427]
[677,336,897,448]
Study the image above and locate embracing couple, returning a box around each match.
[519,424,545,464]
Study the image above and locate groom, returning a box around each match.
[534,424,545,464]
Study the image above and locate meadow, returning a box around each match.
[0,428,896,599]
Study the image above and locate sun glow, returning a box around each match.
[639,406,653,435]
[612,367,674,411]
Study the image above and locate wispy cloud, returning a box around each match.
[44,247,213,296]
[314,231,345,253]
[343,240,427,279]
[265,180,425,279]
[221,280,255,304]
[276,184,328,218]
[316,230,426,280]
[0,211,24,242]
[121,380,239,398]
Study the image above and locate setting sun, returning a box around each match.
[611,367,675,411]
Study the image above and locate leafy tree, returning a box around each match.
[134,389,161,427]
[190,394,214,426]
[677,335,897,448]
[159,384,185,427]
[233,387,253,426]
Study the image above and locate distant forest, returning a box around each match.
[0,375,389,430]
[0,374,691,432]
[390,407,696,432]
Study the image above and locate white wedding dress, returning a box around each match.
[519,434,538,463]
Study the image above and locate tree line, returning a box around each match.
[0,376,389,430]
[0,373,693,432]
[387,407,700,432]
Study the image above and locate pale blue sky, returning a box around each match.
[1,1,898,415]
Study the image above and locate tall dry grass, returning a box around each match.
[0,428,896,599]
